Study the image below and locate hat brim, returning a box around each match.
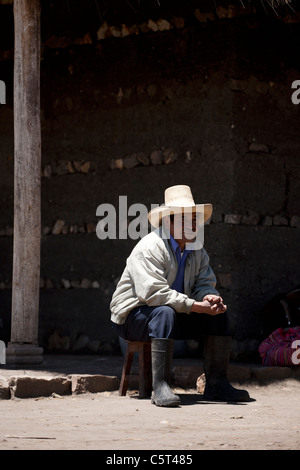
[148,204,213,228]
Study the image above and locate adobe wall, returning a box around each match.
[0,3,299,360]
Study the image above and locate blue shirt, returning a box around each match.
[169,235,191,294]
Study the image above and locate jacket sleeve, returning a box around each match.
[190,249,220,301]
[127,245,195,313]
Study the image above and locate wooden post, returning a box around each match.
[6,0,43,364]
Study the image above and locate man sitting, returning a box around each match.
[110,185,250,406]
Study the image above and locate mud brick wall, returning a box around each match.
[0,1,299,360]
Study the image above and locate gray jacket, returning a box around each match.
[110,227,219,325]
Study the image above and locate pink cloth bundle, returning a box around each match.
[258,326,300,366]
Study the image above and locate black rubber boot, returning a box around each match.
[203,335,250,402]
[151,338,181,407]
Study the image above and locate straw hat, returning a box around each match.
[148,185,213,228]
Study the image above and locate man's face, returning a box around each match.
[170,211,199,242]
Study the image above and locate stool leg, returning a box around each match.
[139,342,152,398]
[119,346,134,396]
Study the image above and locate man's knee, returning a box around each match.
[149,305,176,338]
[156,305,176,322]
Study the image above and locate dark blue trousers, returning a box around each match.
[112,304,229,342]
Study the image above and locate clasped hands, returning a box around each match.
[191,294,227,315]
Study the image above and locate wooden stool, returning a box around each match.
[119,341,152,398]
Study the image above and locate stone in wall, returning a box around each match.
[224,214,242,224]
[96,17,172,41]
[61,279,71,289]
[110,158,123,170]
[80,278,92,289]
[73,33,93,45]
[273,215,289,226]
[248,142,270,153]
[52,219,66,235]
[241,211,260,225]
[48,329,70,351]
[53,160,73,175]
[47,330,103,355]
[163,148,177,164]
[43,164,52,178]
[194,9,215,23]
[80,162,90,174]
[86,222,96,233]
[46,279,54,289]
[43,226,51,236]
[42,160,92,177]
[216,4,256,19]
[150,149,163,165]
[157,19,172,31]
[110,148,176,170]
[290,215,300,227]
[123,154,139,169]
[69,225,79,234]
[171,17,185,29]
[137,152,150,166]
[261,216,273,226]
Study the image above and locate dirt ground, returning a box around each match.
[0,379,299,452]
